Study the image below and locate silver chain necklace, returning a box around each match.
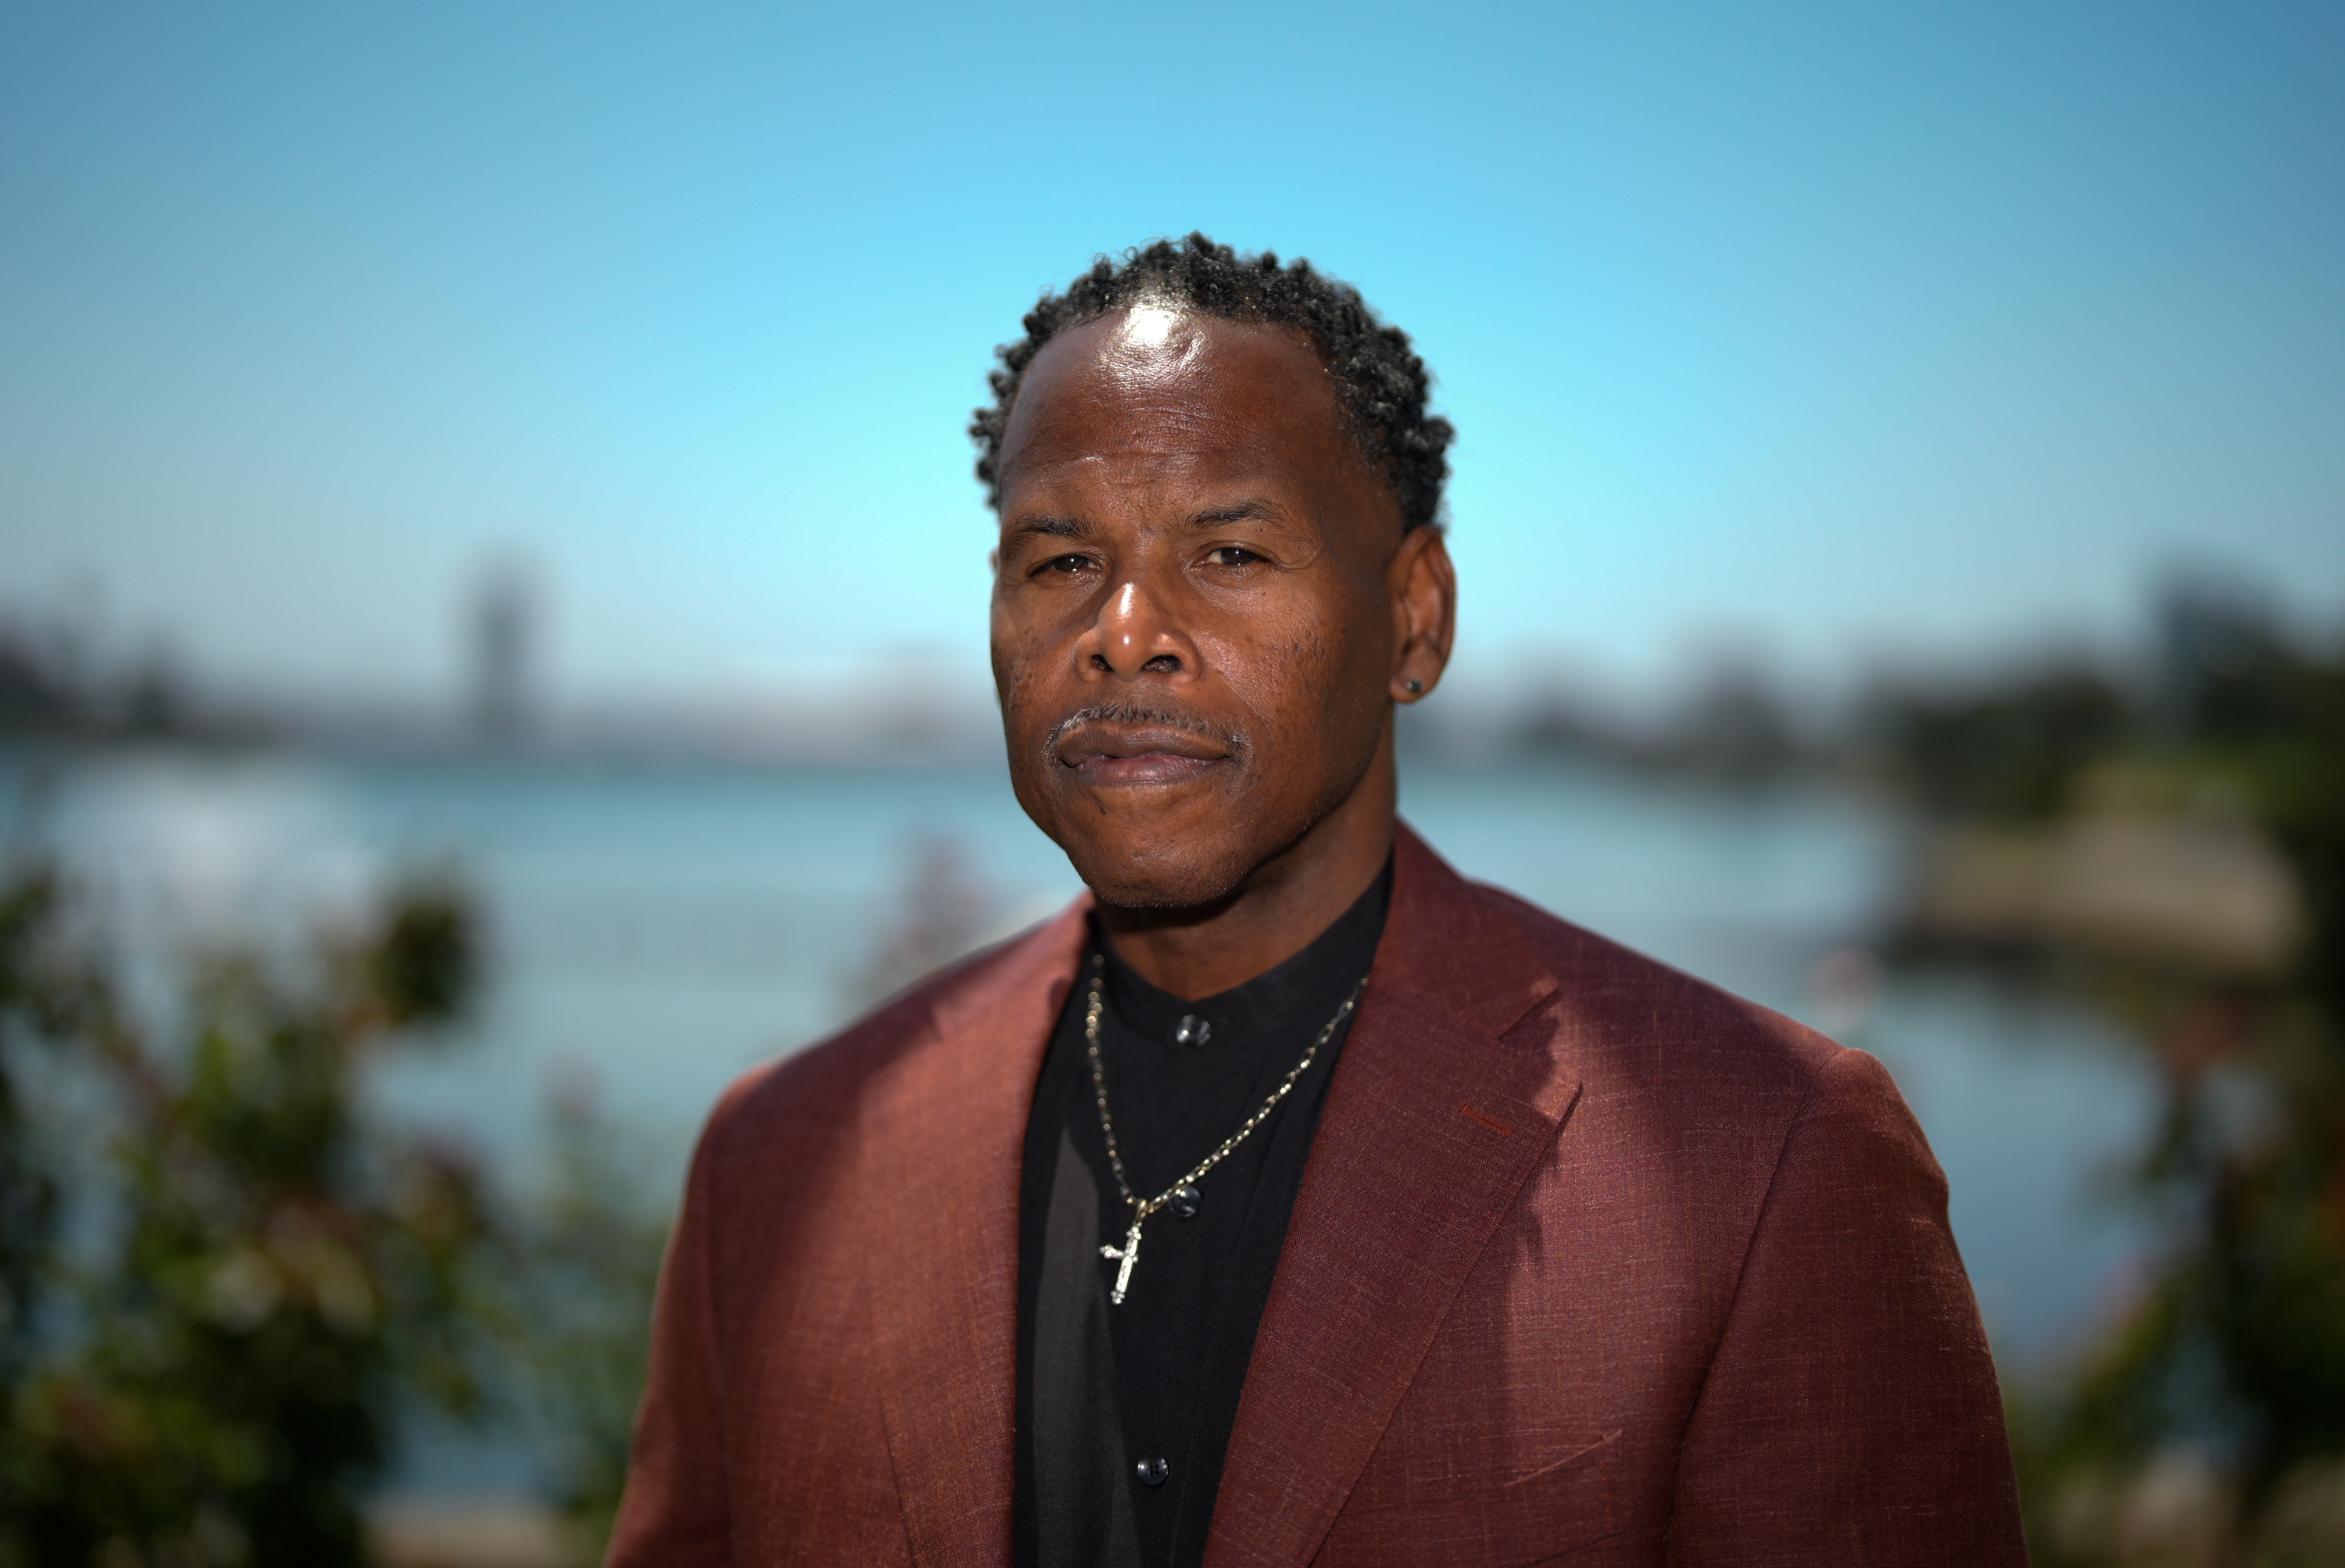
[1083,953,1368,1305]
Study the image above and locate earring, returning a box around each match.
[1405,679,1424,695]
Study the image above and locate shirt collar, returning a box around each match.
[1093,856,1394,1054]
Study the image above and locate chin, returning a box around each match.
[1052,816,1263,912]
[1080,861,1248,912]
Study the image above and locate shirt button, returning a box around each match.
[1135,1456,1169,1487]
[1170,1183,1201,1219]
[1174,1015,1211,1047]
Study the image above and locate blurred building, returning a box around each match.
[467,559,537,746]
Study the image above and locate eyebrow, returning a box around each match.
[1005,514,1087,543]
[1004,499,1291,544]
[1183,499,1283,528]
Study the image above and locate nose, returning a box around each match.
[1075,577,1197,682]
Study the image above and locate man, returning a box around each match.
[610,234,2026,1566]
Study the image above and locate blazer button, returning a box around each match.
[1135,1456,1169,1487]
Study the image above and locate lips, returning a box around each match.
[1053,721,1233,786]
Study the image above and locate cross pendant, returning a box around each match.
[1100,1219,1144,1305]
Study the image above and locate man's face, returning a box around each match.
[989,306,1414,909]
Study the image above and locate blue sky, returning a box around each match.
[2,2,2340,715]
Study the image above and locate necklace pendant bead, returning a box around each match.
[1170,1183,1201,1219]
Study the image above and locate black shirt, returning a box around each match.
[1014,862,1393,1568]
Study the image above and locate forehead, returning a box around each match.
[993,309,1363,504]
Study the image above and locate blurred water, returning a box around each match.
[1,743,2157,1366]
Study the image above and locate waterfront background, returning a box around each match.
[0,718,2193,1532]
[0,738,2159,1370]
[4,2,2343,1564]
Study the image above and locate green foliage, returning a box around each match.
[497,1101,669,1557]
[1879,610,2345,1560]
[2199,657,2345,1024]
[0,860,497,1568]
[367,882,476,1030]
[2039,1012,2345,1488]
[0,846,673,1568]
[1867,666,2135,821]
[0,865,70,1394]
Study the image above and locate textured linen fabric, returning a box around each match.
[608,825,2027,1566]
[1015,865,1389,1568]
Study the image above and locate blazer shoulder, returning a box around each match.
[696,905,1084,1176]
[1465,876,1853,1109]
[1459,875,1949,1269]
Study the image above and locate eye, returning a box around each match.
[1038,553,1094,575]
[1205,546,1263,568]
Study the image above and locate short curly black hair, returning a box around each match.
[970,233,1453,532]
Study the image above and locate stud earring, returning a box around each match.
[1405,679,1424,695]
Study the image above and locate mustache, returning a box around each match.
[1044,701,1244,756]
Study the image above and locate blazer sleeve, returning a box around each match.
[606,1122,733,1567]
[1665,1047,2028,1566]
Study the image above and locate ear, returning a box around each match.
[1387,526,1456,703]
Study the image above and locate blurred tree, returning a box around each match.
[0,858,498,1568]
[0,862,74,1427]
[2041,640,2345,1560]
[1878,611,2345,1563]
[1867,664,2135,821]
[496,1095,668,1560]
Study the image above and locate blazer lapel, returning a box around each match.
[857,902,1090,1567]
[1205,826,1583,1568]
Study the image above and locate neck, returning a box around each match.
[1094,733,1397,1000]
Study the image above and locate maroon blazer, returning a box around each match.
[610,825,2026,1565]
